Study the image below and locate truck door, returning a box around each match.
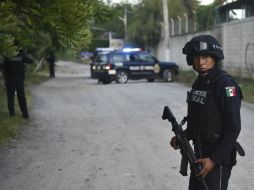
[136,53,156,76]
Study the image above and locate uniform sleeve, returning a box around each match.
[210,77,242,165]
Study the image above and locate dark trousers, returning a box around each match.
[49,64,55,78]
[5,75,28,117]
[189,164,232,190]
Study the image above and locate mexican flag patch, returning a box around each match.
[225,86,236,97]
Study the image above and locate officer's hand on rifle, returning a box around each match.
[170,136,179,150]
[196,157,215,177]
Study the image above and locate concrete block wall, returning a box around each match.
[154,17,254,78]
[221,17,254,78]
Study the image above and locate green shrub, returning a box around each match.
[237,78,254,104]
[176,69,197,86]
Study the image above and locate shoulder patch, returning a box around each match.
[225,86,236,97]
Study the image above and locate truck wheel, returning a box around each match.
[147,78,155,82]
[101,78,112,84]
[163,69,175,82]
[116,71,128,83]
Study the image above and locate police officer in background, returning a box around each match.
[3,48,33,119]
[0,61,3,87]
[46,51,55,78]
[170,35,244,190]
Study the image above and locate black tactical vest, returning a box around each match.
[187,75,226,145]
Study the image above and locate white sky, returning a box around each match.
[201,0,235,5]
[200,0,214,5]
[105,0,217,5]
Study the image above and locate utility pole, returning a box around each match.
[119,7,128,43]
[162,0,170,61]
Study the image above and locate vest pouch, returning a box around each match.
[201,116,222,144]
[201,92,223,144]
[189,90,223,144]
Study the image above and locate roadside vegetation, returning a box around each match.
[0,64,49,144]
[236,78,254,104]
[0,0,253,145]
[175,69,197,86]
[0,0,112,145]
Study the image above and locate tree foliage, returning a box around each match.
[182,0,198,18]
[128,0,162,47]
[127,0,199,48]
[0,0,112,60]
[91,3,127,40]
[88,3,133,51]
[0,2,20,58]
[195,0,221,31]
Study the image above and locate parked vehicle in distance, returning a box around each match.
[90,47,115,78]
[91,49,179,84]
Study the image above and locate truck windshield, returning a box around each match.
[95,54,107,64]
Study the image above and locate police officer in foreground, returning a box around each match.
[3,47,33,119]
[170,35,244,190]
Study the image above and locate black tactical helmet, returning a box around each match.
[182,35,224,65]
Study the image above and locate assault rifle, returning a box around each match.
[162,106,209,190]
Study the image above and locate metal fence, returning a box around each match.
[169,16,197,36]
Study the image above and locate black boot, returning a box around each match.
[22,113,29,119]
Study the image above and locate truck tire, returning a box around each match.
[163,69,175,82]
[101,78,112,84]
[116,71,128,84]
[147,78,155,82]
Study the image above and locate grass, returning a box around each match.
[0,63,49,144]
[0,86,25,144]
[175,69,197,86]
[237,78,254,103]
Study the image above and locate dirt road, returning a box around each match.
[0,61,253,190]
